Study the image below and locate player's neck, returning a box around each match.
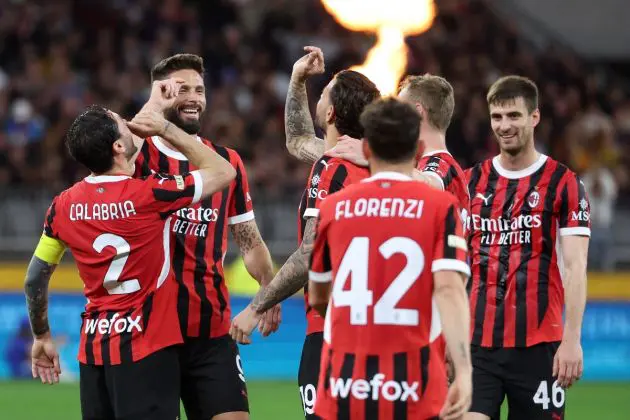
[420,130,447,155]
[498,142,539,171]
[369,160,415,178]
[100,161,134,177]
[324,126,341,151]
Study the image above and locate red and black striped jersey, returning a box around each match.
[134,136,254,339]
[297,154,370,335]
[43,172,203,364]
[309,172,470,419]
[466,154,591,348]
[417,150,470,213]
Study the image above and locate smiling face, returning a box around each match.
[163,69,206,134]
[489,96,540,156]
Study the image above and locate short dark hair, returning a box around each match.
[360,97,421,163]
[398,74,454,131]
[66,105,120,174]
[487,75,539,113]
[330,70,381,139]
[151,54,205,82]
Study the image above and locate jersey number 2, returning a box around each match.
[93,234,141,295]
[333,236,424,326]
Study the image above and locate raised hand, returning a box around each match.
[292,46,325,82]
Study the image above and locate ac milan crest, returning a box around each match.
[528,190,540,208]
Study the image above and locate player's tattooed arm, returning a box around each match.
[285,78,325,164]
[24,256,57,337]
[230,220,273,286]
[250,217,317,314]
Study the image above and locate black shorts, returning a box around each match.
[470,341,564,420]
[179,335,249,420]
[79,346,180,420]
[298,332,324,420]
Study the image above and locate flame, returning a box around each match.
[321,0,436,95]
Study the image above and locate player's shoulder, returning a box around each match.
[200,137,244,165]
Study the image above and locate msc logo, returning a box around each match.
[571,211,590,222]
[308,188,328,200]
[311,174,321,186]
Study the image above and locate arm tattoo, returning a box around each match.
[230,220,264,255]
[24,256,56,337]
[285,78,325,164]
[251,218,317,314]
[458,342,470,364]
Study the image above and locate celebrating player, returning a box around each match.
[309,97,472,420]
[24,103,236,419]
[229,46,380,418]
[465,76,590,420]
[133,54,279,420]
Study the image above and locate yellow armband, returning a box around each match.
[34,234,66,265]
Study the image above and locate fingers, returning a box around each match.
[230,321,252,345]
[440,386,470,420]
[552,352,559,378]
[53,353,62,376]
[557,359,569,388]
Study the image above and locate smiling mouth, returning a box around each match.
[179,106,201,118]
[499,133,517,140]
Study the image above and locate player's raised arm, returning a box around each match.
[285,46,326,164]
[127,111,236,198]
[24,200,67,385]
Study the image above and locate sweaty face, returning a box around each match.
[489,97,539,156]
[315,79,334,131]
[164,69,206,135]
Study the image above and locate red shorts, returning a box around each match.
[315,342,447,419]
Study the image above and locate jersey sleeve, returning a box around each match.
[141,171,202,215]
[432,199,470,277]
[133,140,152,178]
[418,155,452,190]
[558,172,591,237]
[308,205,333,283]
[227,152,255,225]
[304,159,347,219]
[36,197,66,264]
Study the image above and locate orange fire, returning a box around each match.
[321,0,436,95]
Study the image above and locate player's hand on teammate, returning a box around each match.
[329,135,368,166]
[230,305,262,344]
[31,332,61,385]
[258,304,282,337]
[126,110,170,138]
[292,46,325,82]
[553,337,583,388]
[439,370,472,420]
[145,78,185,112]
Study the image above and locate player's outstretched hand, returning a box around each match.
[31,333,61,385]
[292,46,325,82]
[328,135,368,167]
[145,78,185,112]
[126,110,169,138]
[229,305,262,345]
[258,304,282,337]
[553,338,583,388]
[440,371,472,420]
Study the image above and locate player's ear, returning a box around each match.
[326,105,335,125]
[415,103,427,121]
[362,139,371,161]
[112,139,125,156]
[531,108,541,128]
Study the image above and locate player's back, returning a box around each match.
[319,172,467,354]
[45,172,202,364]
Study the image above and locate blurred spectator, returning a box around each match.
[0,0,628,212]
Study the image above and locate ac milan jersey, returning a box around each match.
[297,155,370,335]
[309,172,470,419]
[417,150,470,213]
[43,172,203,365]
[466,154,591,348]
[134,136,254,339]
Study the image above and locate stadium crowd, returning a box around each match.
[1,0,629,207]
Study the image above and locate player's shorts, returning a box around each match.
[298,332,324,419]
[470,341,564,420]
[179,334,249,420]
[79,345,180,420]
[315,344,447,420]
